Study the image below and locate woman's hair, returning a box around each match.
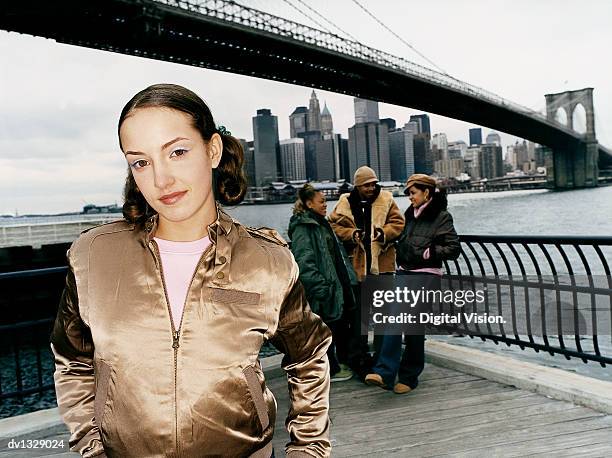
[118,83,247,225]
[293,183,320,215]
[410,182,447,198]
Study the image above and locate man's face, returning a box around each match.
[356,181,377,200]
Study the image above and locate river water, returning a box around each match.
[225,186,612,239]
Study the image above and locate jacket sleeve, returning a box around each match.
[50,250,106,458]
[380,200,405,244]
[269,260,332,458]
[290,225,330,301]
[430,212,461,261]
[328,209,357,243]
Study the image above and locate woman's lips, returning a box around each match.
[159,190,187,205]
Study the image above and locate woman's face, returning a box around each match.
[307,192,327,217]
[408,186,430,208]
[119,107,222,233]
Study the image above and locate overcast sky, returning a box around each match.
[1,0,611,215]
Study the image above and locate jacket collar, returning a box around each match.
[142,202,234,245]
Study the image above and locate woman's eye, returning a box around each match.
[170,148,189,158]
[130,159,149,169]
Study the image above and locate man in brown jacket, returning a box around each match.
[329,166,404,281]
[328,166,404,379]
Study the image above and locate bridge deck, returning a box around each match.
[1,363,611,457]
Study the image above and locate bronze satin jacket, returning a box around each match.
[50,207,332,457]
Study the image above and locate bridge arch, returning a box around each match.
[554,107,569,127]
[545,88,595,138]
[571,103,587,135]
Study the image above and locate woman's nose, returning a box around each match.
[154,166,175,189]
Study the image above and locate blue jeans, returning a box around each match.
[372,271,440,388]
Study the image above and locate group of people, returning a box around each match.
[289,166,460,393]
[51,83,460,457]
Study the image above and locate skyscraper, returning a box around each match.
[354,98,380,124]
[413,133,433,174]
[315,136,341,181]
[480,144,504,178]
[432,133,448,159]
[337,135,350,182]
[389,122,416,182]
[289,106,308,138]
[252,109,280,186]
[409,114,431,136]
[485,131,502,147]
[465,146,482,179]
[279,138,306,181]
[469,128,483,146]
[307,91,322,132]
[320,102,333,139]
[298,131,322,180]
[240,139,256,187]
[348,123,391,181]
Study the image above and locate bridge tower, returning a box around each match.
[545,88,598,188]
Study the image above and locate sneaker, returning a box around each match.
[393,382,413,394]
[331,366,353,382]
[364,373,387,389]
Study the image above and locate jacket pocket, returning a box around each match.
[242,365,270,430]
[94,359,113,430]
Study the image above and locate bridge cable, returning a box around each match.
[279,0,336,34]
[293,0,362,42]
[349,0,448,74]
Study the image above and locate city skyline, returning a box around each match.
[1,0,611,214]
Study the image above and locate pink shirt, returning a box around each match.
[154,236,212,328]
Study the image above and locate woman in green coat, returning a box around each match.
[288,184,358,382]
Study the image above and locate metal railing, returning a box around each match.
[442,235,612,366]
[0,319,55,401]
[1,235,610,401]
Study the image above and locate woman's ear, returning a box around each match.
[208,133,223,169]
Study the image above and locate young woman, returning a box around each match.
[365,174,460,394]
[288,185,358,382]
[51,84,332,457]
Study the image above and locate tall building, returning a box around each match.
[337,135,350,182]
[409,114,431,136]
[252,109,280,186]
[240,139,256,187]
[354,98,380,124]
[469,128,483,146]
[298,131,322,180]
[389,122,416,182]
[413,133,433,175]
[320,102,334,139]
[480,143,504,179]
[315,136,341,181]
[307,91,322,132]
[431,133,448,162]
[348,122,391,181]
[289,106,308,138]
[465,146,482,179]
[279,138,306,181]
[485,131,502,147]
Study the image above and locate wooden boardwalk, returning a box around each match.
[2,363,612,457]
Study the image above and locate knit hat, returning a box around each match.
[404,173,436,194]
[353,166,378,187]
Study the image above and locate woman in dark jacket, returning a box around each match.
[289,184,359,382]
[365,174,460,393]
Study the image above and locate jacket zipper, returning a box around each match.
[150,239,215,456]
